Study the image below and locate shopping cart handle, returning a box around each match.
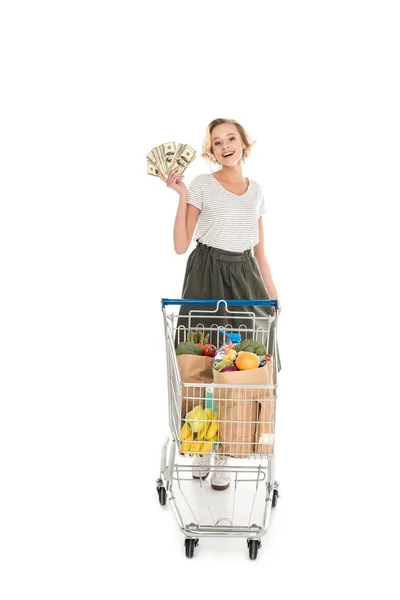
[161,298,279,309]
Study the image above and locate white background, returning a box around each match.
[1,1,399,598]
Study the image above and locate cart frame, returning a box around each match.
[157,298,280,559]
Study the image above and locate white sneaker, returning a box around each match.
[192,454,211,480]
[211,457,231,491]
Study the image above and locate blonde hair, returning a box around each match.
[201,118,256,164]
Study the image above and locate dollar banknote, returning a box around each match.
[163,142,176,171]
[147,162,160,177]
[167,144,196,175]
[146,142,196,177]
[146,149,157,166]
[152,146,167,177]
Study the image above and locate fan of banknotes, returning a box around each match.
[147,142,196,178]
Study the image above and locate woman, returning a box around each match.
[158,118,281,490]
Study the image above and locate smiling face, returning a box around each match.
[211,123,247,165]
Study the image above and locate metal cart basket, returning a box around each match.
[157,298,280,559]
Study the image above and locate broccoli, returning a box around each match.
[234,339,267,356]
[176,341,203,356]
[254,344,267,356]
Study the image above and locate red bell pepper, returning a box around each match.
[202,344,217,357]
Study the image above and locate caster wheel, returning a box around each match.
[185,538,199,558]
[157,486,167,506]
[272,489,278,508]
[247,539,261,560]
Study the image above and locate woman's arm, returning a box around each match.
[173,188,200,254]
[253,217,280,303]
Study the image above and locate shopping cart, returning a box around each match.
[157,298,280,559]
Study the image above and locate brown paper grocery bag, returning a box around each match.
[176,355,214,418]
[254,359,276,455]
[214,364,272,458]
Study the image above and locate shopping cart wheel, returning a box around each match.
[184,538,199,558]
[247,539,261,560]
[157,486,167,506]
[272,489,279,508]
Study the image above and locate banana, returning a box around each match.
[204,407,213,420]
[205,421,218,440]
[180,423,193,441]
[197,426,207,441]
[203,419,212,438]
[199,440,213,453]
[190,441,203,454]
[198,413,213,441]
[200,433,219,454]
[180,440,192,454]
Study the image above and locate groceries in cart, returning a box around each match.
[214,329,272,373]
[175,328,215,417]
[175,327,276,459]
[179,405,219,456]
[176,329,217,357]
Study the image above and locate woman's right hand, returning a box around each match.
[158,167,187,194]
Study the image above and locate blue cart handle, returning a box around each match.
[161,298,279,310]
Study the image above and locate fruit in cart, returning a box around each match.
[180,440,193,454]
[214,359,233,371]
[235,351,260,371]
[189,440,203,454]
[176,341,203,356]
[197,408,213,440]
[199,440,213,454]
[200,433,219,453]
[204,407,213,420]
[219,364,239,373]
[180,423,194,441]
[234,340,267,356]
[223,344,238,362]
[219,351,238,362]
[185,406,207,433]
[205,420,219,440]
[197,424,208,441]
[199,436,217,454]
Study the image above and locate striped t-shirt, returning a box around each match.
[187,173,266,253]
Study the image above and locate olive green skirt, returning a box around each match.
[176,242,282,372]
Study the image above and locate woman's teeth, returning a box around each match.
[223,152,234,157]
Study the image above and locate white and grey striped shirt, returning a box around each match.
[187,173,266,253]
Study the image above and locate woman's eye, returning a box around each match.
[215,138,235,146]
